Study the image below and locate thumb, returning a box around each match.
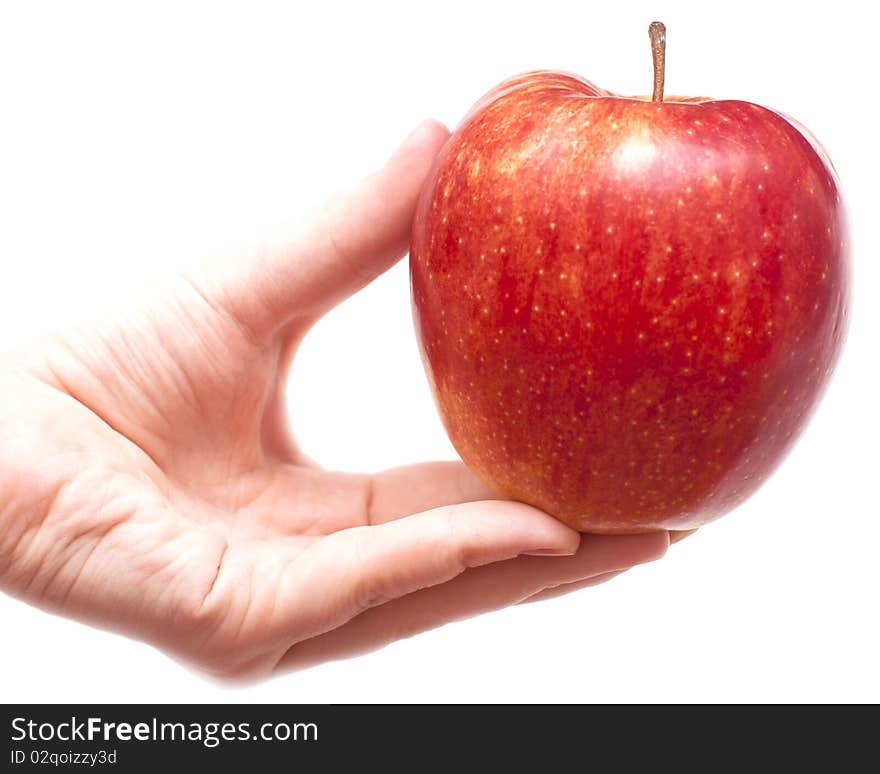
[186,120,450,342]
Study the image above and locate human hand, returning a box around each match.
[0,121,670,680]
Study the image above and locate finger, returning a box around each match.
[187,120,451,342]
[522,527,691,601]
[276,531,668,673]
[364,461,501,524]
[251,462,498,538]
[519,571,625,603]
[269,500,581,644]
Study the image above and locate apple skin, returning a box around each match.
[410,71,849,534]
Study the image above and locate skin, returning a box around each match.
[0,121,673,681]
[411,73,848,533]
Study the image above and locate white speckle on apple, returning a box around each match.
[613,135,657,169]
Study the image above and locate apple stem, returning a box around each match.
[649,21,666,102]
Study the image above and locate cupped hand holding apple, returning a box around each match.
[411,22,849,534]
[0,22,847,679]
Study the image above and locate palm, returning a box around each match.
[14,278,379,672]
[0,122,671,679]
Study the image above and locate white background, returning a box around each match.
[1,0,877,702]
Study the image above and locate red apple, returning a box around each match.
[409,23,849,533]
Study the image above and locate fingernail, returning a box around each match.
[522,547,576,557]
[670,529,698,545]
[393,119,446,158]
